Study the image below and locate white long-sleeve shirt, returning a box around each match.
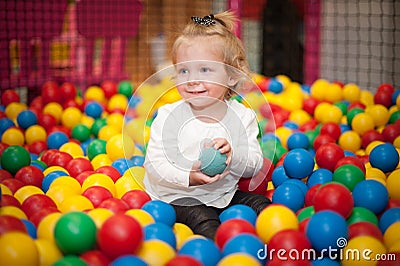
[143,99,263,208]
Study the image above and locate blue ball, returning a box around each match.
[261,133,280,143]
[199,147,227,176]
[21,219,37,239]
[111,158,134,175]
[179,238,221,266]
[369,143,399,173]
[340,124,351,134]
[344,150,356,157]
[272,182,305,213]
[283,121,299,130]
[307,168,333,188]
[219,204,257,226]
[306,211,348,252]
[311,257,341,266]
[16,110,37,129]
[42,170,69,192]
[283,148,315,179]
[271,165,290,187]
[110,255,147,266]
[0,118,15,136]
[222,233,265,264]
[144,222,176,248]
[130,155,145,167]
[284,179,308,196]
[84,101,103,119]
[268,78,283,94]
[287,132,310,150]
[301,84,311,94]
[392,89,400,104]
[352,180,389,215]
[47,132,69,149]
[31,160,46,172]
[142,200,176,227]
[378,207,400,233]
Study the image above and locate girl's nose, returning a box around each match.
[187,79,200,86]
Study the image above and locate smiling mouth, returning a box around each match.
[187,90,207,95]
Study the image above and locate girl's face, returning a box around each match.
[174,38,234,109]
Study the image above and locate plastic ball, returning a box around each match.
[85,86,105,103]
[315,143,345,171]
[98,125,120,141]
[255,204,298,243]
[338,130,362,152]
[91,117,107,137]
[379,207,400,233]
[272,181,305,212]
[144,222,177,248]
[22,219,37,238]
[283,148,314,179]
[59,142,84,158]
[0,231,39,265]
[91,154,112,170]
[306,210,348,252]
[347,206,379,226]
[25,125,47,145]
[369,143,399,173]
[82,173,116,197]
[43,102,63,123]
[22,194,57,218]
[137,240,176,265]
[342,236,386,266]
[125,209,155,227]
[17,109,37,129]
[219,204,257,226]
[124,118,150,146]
[218,253,261,266]
[60,107,82,129]
[313,182,354,218]
[118,80,134,97]
[215,219,256,249]
[366,104,390,127]
[58,195,94,213]
[15,165,44,188]
[87,139,107,160]
[198,146,227,176]
[383,222,400,249]
[37,113,57,131]
[351,113,375,135]
[87,208,114,229]
[108,94,128,111]
[343,83,361,103]
[71,124,91,142]
[333,164,365,191]
[142,200,176,227]
[84,101,103,119]
[320,122,342,141]
[165,255,202,266]
[178,237,221,266]
[80,250,110,266]
[110,255,147,266]
[389,110,400,124]
[1,145,31,175]
[1,127,24,146]
[387,169,400,200]
[222,233,265,264]
[97,213,143,259]
[106,134,135,161]
[1,89,20,106]
[35,238,63,265]
[310,79,329,100]
[374,90,393,108]
[348,221,383,242]
[306,168,333,188]
[47,132,69,150]
[53,255,87,266]
[287,132,309,150]
[352,180,389,215]
[98,198,129,213]
[5,102,27,121]
[382,124,400,143]
[0,215,28,236]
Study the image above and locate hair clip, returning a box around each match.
[191,14,216,26]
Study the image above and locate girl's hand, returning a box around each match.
[213,138,232,165]
[189,161,229,186]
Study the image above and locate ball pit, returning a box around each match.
[0,76,398,265]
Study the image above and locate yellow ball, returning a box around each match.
[98,125,120,141]
[25,125,47,145]
[0,184,12,196]
[81,115,95,128]
[5,102,27,121]
[1,127,24,146]
[124,118,150,146]
[275,127,292,149]
[59,195,94,213]
[255,205,298,243]
[125,209,155,227]
[342,83,361,103]
[0,232,39,266]
[397,94,400,109]
[87,208,114,228]
[91,154,112,170]
[360,90,375,107]
[280,95,303,111]
[384,221,400,249]
[43,166,69,176]
[0,206,27,219]
[276,74,291,88]
[217,253,261,266]
[108,94,128,111]
[365,167,387,185]
[106,113,124,131]
[324,83,343,103]
[61,107,82,129]
[289,109,311,126]
[14,185,44,204]
[125,166,146,188]
[323,105,343,124]
[389,239,400,252]
[106,134,135,161]
[393,136,400,149]
[115,175,142,198]
[37,212,62,244]
[43,102,63,123]
[366,104,389,127]
[365,140,385,155]
[59,142,84,158]
[314,102,331,123]
[46,185,80,208]
[82,173,116,197]
[85,86,105,103]
[173,222,194,250]
[338,130,362,153]
[49,176,82,194]
[386,169,400,200]
[35,238,63,266]
[342,236,386,266]
[310,79,329,101]
[351,113,375,136]
[137,240,176,265]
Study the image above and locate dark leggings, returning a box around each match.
[171,190,271,240]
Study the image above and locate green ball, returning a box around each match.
[87,139,107,160]
[347,206,379,226]
[91,118,107,137]
[118,80,134,97]
[304,130,318,148]
[297,205,315,223]
[71,124,91,142]
[346,107,364,126]
[0,145,31,175]
[332,164,365,191]
[53,255,87,266]
[199,147,227,176]
[389,110,400,124]
[333,101,348,115]
[54,212,97,255]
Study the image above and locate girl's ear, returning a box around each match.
[227,76,238,87]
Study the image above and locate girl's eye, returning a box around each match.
[178,68,188,75]
[200,67,211,73]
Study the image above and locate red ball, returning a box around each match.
[298,218,310,234]
[0,194,22,208]
[66,158,94,178]
[95,166,121,182]
[0,215,27,236]
[28,141,48,155]
[98,198,129,214]
[1,178,25,194]
[1,90,20,106]
[76,171,96,185]
[320,122,342,141]
[268,229,312,254]
[273,109,290,128]
[0,169,13,182]
[0,143,9,158]
[238,158,273,195]
[29,207,59,227]
[165,255,203,266]
[101,80,118,99]
[21,194,57,218]
[60,82,77,102]
[313,182,354,218]
[15,166,45,188]
[37,113,57,131]
[97,214,143,259]
[298,119,318,132]
[41,81,61,104]
[40,149,59,166]
[382,124,400,143]
[47,151,73,168]
[386,198,400,209]
[361,130,385,149]
[348,101,366,110]
[48,125,71,137]
[374,90,393,108]
[63,98,82,111]
[29,96,44,111]
[348,221,383,241]
[303,97,321,115]
[377,83,395,94]
[82,186,113,208]
[334,156,366,176]
[315,143,345,171]
[121,190,152,209]
[304,184,321,207]
[313,134,336,151]
[80,250,110,266]
[265,189,274,202]
[214,219,256,249]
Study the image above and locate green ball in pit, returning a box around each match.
[199,147,227,176]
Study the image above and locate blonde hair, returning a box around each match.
[171,11,250,99]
